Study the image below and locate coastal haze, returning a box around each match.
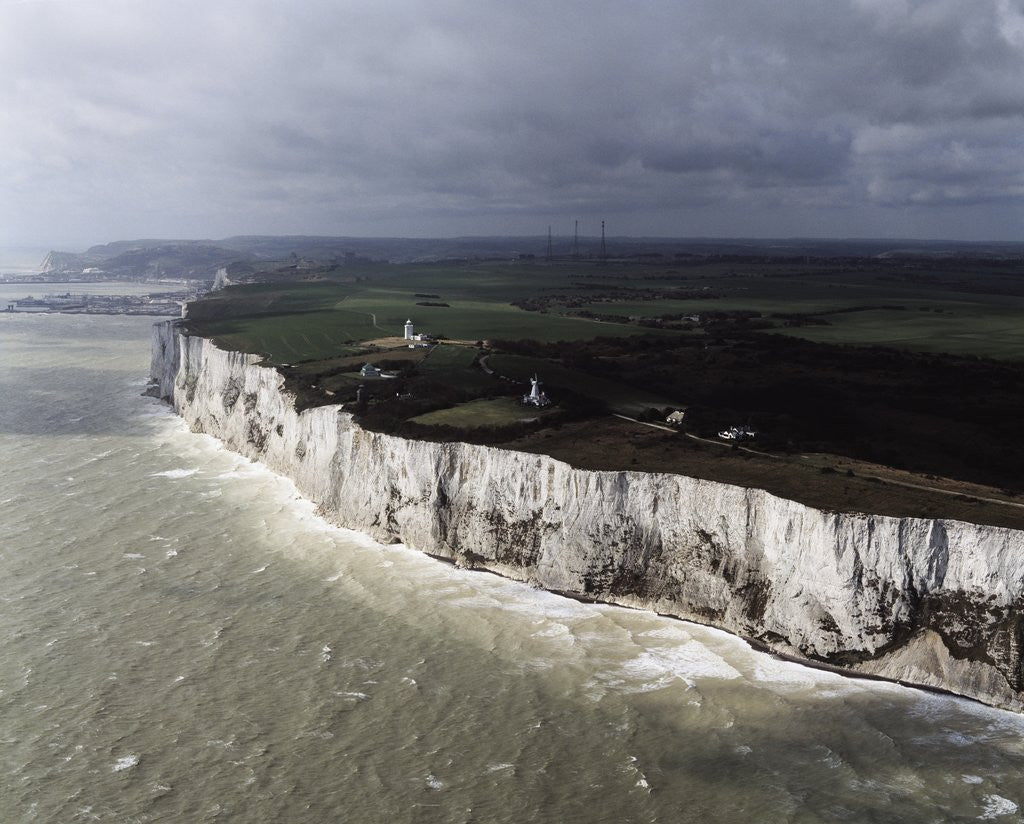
[3,315,1024,822]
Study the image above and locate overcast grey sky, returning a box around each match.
[2,0,1024,247]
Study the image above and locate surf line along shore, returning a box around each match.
[149,319,1024,712]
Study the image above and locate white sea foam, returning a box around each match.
[336,691,370,701]
[748,656,852,691]
[123,553,145,559]
[112,753,139,772]
[637,625,693,641]
[251,565,268,574]
[963,775,985,784]
[617,641,743,691]
[214,468,260,480]
[446,594,504,610]
[979,794,1019,819]
[425,773,444,790]
[150,468,199,479]
[532,623,575,641]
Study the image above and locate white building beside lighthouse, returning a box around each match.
[522,374,551,408]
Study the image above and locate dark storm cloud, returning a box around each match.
[2,0,1023,244]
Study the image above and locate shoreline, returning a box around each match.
[150,320,1024,713]
[148,395,1007,713]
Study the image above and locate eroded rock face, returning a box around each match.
[150,320,1024,711]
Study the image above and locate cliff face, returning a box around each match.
[40,250,87,274]
[151,321,1024,711]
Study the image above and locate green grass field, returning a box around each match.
[549,268,1024,360]
[193,258,1024,362]
[409,396,554,428]
[179,255,1024,520]
[774,302,1024,359]
[337,294,644,343]
[486,354,678,416]
[191,263,671,363]
[420,344,479,371]
[199,311,368,362]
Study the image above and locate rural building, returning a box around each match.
[666,410,686,425]
[522,374,551,408]
[719,426,756,441]
[404,319,433,342]
[360,363,381,378]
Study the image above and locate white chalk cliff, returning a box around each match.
[151,320,1024,710]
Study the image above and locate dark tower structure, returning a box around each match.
[600,220,607,260]
[573,220,579,257]
[546,225,553,261]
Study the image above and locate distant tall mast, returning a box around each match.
[546,225,553,261]
[573,220,579,257]
[600,220,607,260]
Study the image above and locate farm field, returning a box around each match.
[189,256,1024,361]
[194,312,366,363]
[335,294,641,343]
[775,302,1024,360]
[409,396,555,428]
[188,266,670,361]
[181,253,1024,519]
[486,353,678,416]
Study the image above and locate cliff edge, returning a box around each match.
[150,320,1024,711]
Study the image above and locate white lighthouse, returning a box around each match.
[404,319,415,340]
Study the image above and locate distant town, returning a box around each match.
[3,288,203,316]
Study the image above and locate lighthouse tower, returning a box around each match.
[404,319,415,340]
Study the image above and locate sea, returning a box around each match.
[2,302,1024,823]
